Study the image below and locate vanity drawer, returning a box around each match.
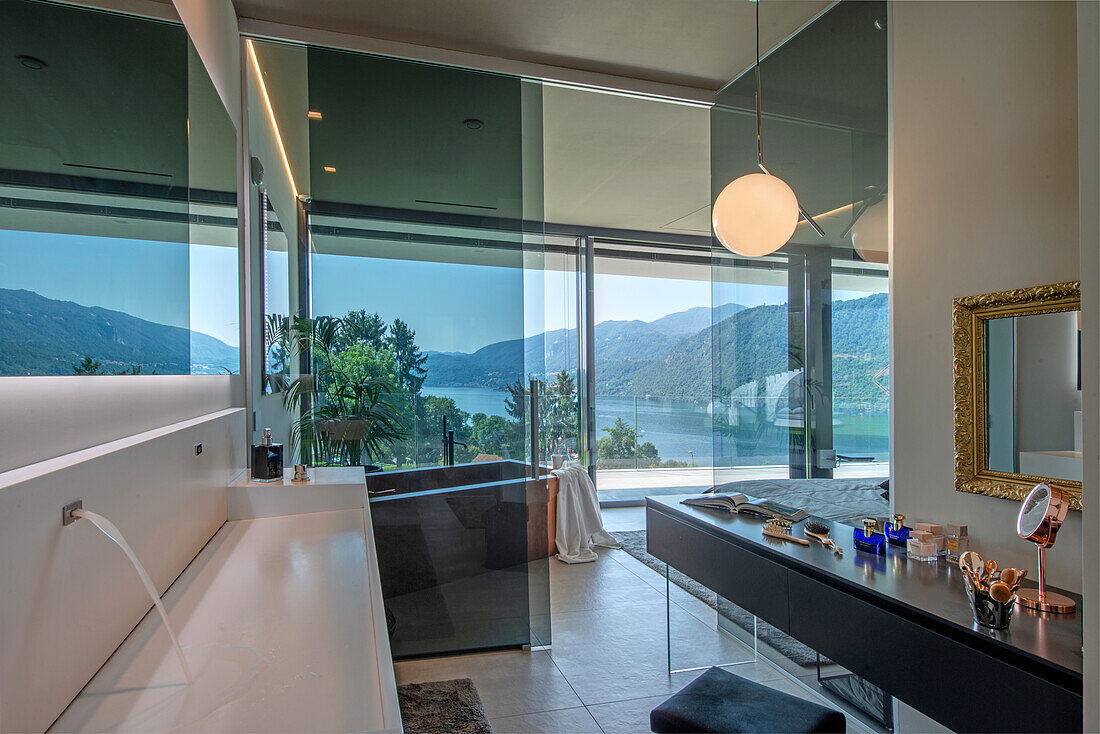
[646,507,790,632]
[787,573,1082,733]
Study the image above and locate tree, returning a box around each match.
[342,310,387,350]
[596,416,661,468]
[72,356,102,375]
[386,318,428,395]
[504,378,527,421]
[540,370,579,456]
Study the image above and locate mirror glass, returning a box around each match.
[0,1,238,376]
[985,310,1081,482]
[261,191,290,394]
[1017,482,1051,537]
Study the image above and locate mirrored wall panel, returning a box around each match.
[0,0,238,376]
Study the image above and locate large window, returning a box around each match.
[0,1,238,376]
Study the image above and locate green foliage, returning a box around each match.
[282,314,408,467]
[72,356,102,375]
[596,416,660,468]
[385,318,428,394]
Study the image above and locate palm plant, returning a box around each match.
[282,315,408,467]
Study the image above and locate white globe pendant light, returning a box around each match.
[850,196,888,264]
[713,0,823,257]
[713,173,799,257]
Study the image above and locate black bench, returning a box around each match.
[650,667,846,733]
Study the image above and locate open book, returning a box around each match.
[681,493,809,523]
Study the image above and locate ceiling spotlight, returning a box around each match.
[307,110,323,120]
[16,55,47,70]
[462,118,484,130]
[323,166,336,173]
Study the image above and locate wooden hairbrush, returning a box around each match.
[763,519,810,546]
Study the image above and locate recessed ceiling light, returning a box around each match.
[462,118,484,130]
[323,166,336,173]
[16,55,47,70]
[307,110,323,120]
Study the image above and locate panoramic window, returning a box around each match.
[0,1,238,376]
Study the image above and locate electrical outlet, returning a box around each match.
[194,443,203,456]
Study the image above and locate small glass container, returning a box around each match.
[945,522,970,563]
[853,518,886,555]
[884,513,910,547]
[907,538,938,562]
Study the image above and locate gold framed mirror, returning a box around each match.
[953,281,1082,510]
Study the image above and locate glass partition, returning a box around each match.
[707,1,891,725]
[245,36,550,655]
[0,0,238,376]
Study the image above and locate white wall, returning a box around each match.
[0,408,244,733]
[1077,0,1099,729]
[172,0,242,130]
[891,1,1081,588]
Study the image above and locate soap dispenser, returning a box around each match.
[251,428,284,482]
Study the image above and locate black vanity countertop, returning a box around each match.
[646,495,1083,687]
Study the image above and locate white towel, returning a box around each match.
[552,462,620,563]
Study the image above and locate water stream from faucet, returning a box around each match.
[71,509,193,684]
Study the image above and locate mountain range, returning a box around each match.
[424,293,888,405]
[0,288,239,375]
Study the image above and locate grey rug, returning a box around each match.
[397,678,492,734]
[616,529,823,667]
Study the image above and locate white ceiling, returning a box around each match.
[542,86,710,234]
[231,0,830,93]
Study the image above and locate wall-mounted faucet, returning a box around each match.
[441,415,466,467]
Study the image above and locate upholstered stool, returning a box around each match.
[650,666,846,733]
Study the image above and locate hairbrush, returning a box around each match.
[804,520,843,556]
[763,518,809,546]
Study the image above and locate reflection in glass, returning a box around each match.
[0,1,238,376]
[986,311,1082,481]
[261,193,290,393]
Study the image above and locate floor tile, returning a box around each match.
[547,604,756,705]
[489,706,603,733]
[393,649,582,718]
[587,694,668,734]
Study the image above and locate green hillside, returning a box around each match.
[0,288,239,375]
[424,293,889,407]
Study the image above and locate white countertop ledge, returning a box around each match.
[50,508,402,733]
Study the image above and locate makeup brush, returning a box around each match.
[999,568,1019,587]
[989,581,1014,604]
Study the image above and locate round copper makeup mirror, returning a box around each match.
[1016,483,1075,613]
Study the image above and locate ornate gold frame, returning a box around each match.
[953,281,1081,510]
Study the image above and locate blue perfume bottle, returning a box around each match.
[853,518,887,555]
[884,513,910,547]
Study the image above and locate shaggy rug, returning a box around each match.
[397,678,492,734]
[616,529,823,667]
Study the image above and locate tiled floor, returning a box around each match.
[393,508,880,733]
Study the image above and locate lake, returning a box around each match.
[423,386,889,466]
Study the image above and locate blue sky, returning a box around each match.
[0,230,240,347]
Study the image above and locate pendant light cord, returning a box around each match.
[755,0,764,166]
[752,0,827,237]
